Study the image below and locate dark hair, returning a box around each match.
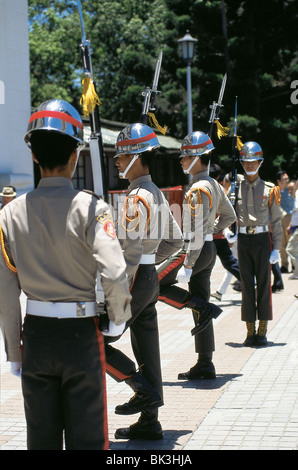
[139,149,156,168]
[276,170,287,181]
[30,131,78,170]
[200,154,211,167]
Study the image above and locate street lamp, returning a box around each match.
[178,30,198,134]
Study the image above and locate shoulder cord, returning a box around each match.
[268,186,281,208]
[0,224,17,273]
[187,188,212,218]
[121,194,151,232]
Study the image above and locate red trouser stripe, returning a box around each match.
[94,319,109,450]
[105,362,132,382]
[158,253,186,282]
[158,295,188,309]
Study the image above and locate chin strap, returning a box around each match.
[183,156,199,175]
[119,154,139,179]
[242,161,263,176]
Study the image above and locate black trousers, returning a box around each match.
[189,241,217,353]
[238,232,272,321]
[104,265,163,403]
[157,242,216,354]
[22,315,108,450]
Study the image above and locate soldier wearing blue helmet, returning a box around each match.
[103,122,183,441]
[0,99,131,449]
[236,141,282,346]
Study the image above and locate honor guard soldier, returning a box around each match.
[104,122,183,441]
[0,99,132,450]
[175,131,236,380]
[236,141,282,346]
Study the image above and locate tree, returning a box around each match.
[28,0,298,180]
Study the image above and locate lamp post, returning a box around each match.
[178,30,198,134]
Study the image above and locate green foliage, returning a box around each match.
[28,0,298,180]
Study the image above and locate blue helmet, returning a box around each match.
[115,123,160,157]
[24,99,84,149]
[180,131,214,158]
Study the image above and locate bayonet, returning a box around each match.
[207,73,227,137]
[140,51,163,124]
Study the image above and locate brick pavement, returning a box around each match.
[0,258,297,450]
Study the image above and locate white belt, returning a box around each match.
[205,234,213,242]
[239,225,268,235]
[140,254,156,264]
[26,300,97,319]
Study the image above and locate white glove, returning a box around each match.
[177,266,192,284]
[223,228,238,244]
[10,361,22,378]
[269,249,280,264]
[102,321,126,337]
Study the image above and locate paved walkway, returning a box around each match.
[1,258,297,450]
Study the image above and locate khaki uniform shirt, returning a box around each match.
[183,170,236,267]
[117,175,183,285]
[236,176,282,250]
[0,177,131,362]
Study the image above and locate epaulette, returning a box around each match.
[264,181,275,188]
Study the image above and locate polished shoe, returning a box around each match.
[115,391,163,415]
[211,291,222,301]
[115,416,163,440]
[254,334,267,347]
[188,298,222,336]
[115,372,162,415]
[243,335,256,347]
[178,361,216,380]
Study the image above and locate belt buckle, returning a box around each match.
[76,302,86,317]
[247,226,256,235]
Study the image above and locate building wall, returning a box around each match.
[0,0,33,195]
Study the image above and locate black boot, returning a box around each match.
[187,297,223,335]
[115,410,163,440]
[178,353,216,380]
[255,320,268,346]
[115,372,163,415]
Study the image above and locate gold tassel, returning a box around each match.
[80,76,102,116]
[214,119,229,139]
[148,112,168,135]
[236,135,244,151]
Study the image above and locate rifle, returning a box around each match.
[139,51,167,134]
[77,0,108,199]
[230,96,239,235]
[206,73,228,139]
